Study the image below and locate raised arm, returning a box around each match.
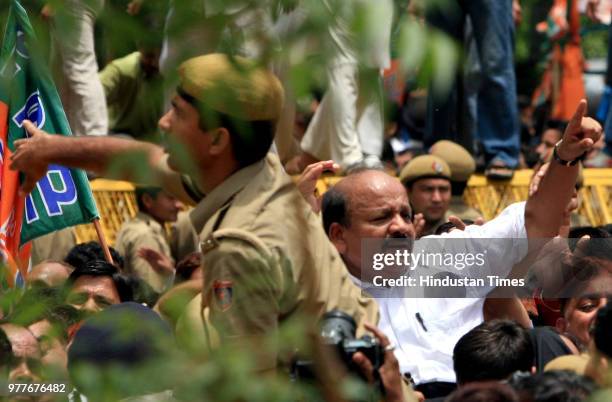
[524,100,602,239]
[11,121,193,204]
[10,120,165,194]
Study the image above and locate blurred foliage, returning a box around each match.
[581,24,609,60]
[2,0,604,118]
[0,0,460,102]
[0,1,609,399]
[0,285,380,402]
[514,0,551,97]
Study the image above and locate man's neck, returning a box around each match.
[141,211,164,227]
[198,161,240,194]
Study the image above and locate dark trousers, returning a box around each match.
[424,0,520,168]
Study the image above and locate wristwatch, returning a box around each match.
[553,140,585,166]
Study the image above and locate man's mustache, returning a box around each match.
[381,235,413,252]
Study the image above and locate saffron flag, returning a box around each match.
[0,0,99,286]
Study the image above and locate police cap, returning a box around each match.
[430,140,475,182]
[399,155,451,186]
[177,54,284,123]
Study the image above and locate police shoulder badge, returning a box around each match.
[213,280,233,311]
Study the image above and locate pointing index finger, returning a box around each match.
[566,99,587,134]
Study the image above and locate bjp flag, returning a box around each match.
[1,1,99,287]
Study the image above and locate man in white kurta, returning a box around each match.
[300,0,394,169]
[319,105,601,396]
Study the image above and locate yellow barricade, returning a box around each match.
[74,179,138,246]
[74,169,612,245]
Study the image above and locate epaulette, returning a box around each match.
[200,228,271,259]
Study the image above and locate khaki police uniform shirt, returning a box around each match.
[170,211,199,262]
[421,213,448,237]
[31,227,76,265]
[447,196,483,222]
[115,212,174,293]
[420,197,483,237]
[421,221,444,237]
[171,153,379,371]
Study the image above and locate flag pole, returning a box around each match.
[93,218,114,264]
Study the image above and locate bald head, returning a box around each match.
[323,170,408,231]
[1,323,41,382]
[322,170,414,277]
[28,261,72,288]
[1,324,39,354]
[336,170,404,205]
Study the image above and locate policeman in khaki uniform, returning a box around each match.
[430,140,483,222]
[168,55,379,370]
[115,187,182,294]
[31,227,76,265]
[399,155,453,236]
[169,210,199,262]
[10,53,379,373]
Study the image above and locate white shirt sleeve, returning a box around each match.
[459,201,527,240]
[417,202,528,290]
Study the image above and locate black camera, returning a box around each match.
[320,310,384,375]
[291,310,384,382]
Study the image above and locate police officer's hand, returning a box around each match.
[10,120,52,196]
[138,247,175,275]
[297,160,339,213]
[352,323,405,402]
[557,100,602,162]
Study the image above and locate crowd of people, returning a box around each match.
[1,0,612,402]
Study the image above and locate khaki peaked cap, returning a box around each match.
[178,54,284,122]
[399,155,451,185]
[430,140,476,182]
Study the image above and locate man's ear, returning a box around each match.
[329,222,346,254]
[209,127,230,156]
[142,193,154,211]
